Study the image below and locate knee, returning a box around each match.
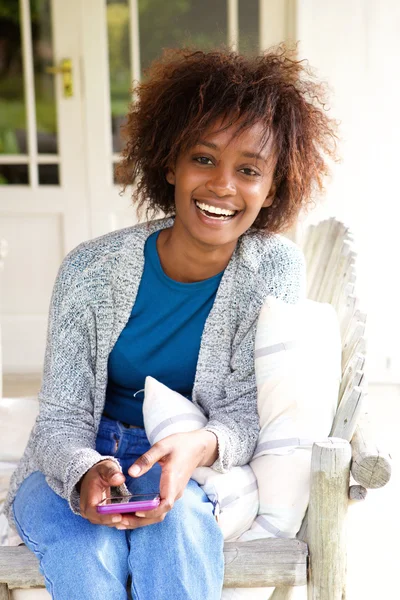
[163,480,215,531]
[13,471,56,527]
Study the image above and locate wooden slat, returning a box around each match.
[0,547,44,588]
[223,539,308,587]
[342,338,366,377]
[316,223,348,304]
[341,322,366,371]
[338,294,358,342]
[330,386,364,441]
[269,585,296,600]
[0,583,10,600]
[339,353,365,402]
[307,219,336,301]
[338,369,363,409]
[0,540,308,589]
[330,246,354,313]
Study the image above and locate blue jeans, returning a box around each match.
[12,416,224,600]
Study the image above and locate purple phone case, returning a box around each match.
[97,496,160,514]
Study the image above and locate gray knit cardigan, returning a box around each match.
[5,217,305,525]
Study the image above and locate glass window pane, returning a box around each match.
[0,165,29,185]
[0,4,27,155]
[31,0,58,154]
[113,162,120,184]
[38,163,59,185]
[107,0,132,154]
[139,0,227,75]
[239,0,259,55]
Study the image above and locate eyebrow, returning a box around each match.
[196,140,267,162]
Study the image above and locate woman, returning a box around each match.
[5,46,336,599]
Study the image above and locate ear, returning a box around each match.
[166,167,175,186]
[262,182,276,208]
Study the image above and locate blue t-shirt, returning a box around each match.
[104,231,224,427]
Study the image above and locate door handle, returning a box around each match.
[45,59,73,98]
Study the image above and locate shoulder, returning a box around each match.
[239,229,305,274]
[238,230,306,304]
[56,218,172,285]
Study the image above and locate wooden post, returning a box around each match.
[307,439,351,600]
[0,584,10,600]
[269,586,296,599]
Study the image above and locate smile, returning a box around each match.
[194,199,239,221]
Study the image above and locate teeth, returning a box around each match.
[195,201,236,216]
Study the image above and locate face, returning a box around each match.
[166,118,276,250]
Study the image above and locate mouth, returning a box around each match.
[194,199,240,221]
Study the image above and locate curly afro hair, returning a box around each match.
[117,45,338,233]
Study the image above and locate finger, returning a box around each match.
[87,512,125,527]
[134,496,174,520]
[159,468,180,509]
[84,474,125,514]
[97,462,126,487]
[128,443,169,477]
[115,513,167,530]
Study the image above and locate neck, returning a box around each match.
[156,221,237,283]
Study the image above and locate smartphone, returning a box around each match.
[97,493,161,514]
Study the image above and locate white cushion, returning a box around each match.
[0,396,38,547]
[0,396,39,462]
[143,377,258,541]
[240,296,341,541]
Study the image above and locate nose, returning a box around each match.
[205,164,236,197]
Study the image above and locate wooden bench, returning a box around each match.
[0,219,392,599]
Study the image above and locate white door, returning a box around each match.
[0,0,91,374]
[0,0,291,375]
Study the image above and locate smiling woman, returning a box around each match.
[117,46,338,234]
[6,45,338,600]
[158,119,277,280]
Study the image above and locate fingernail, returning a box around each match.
[129,465,141,476]
[116,525,127,530]
[111,515,122,523]
[135,512,146,518]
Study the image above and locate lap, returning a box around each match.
[12,469,220,552]
[12,471,125,549]
[11,420,224,599]
[12,419,222,568]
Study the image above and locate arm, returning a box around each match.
[205,242,307,472]
[31,257,123,514]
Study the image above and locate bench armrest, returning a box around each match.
[350,412,392,489]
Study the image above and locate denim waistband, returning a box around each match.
[98,415,147,440]
[97,415,150,458]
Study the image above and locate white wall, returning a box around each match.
[296,0,400,382]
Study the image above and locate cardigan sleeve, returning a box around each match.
[30,256,125,514]
[204,242,306,471]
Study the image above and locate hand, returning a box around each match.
[79,459,128,527]
[113,430,218,531]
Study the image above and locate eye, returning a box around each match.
[239,167,261,177]
[193,156,213,165]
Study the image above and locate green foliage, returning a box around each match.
[0,0,48,24]
[0,0,19,21]
[106,0,225,116]
[0,128,19,154]
[107,3,130,75]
